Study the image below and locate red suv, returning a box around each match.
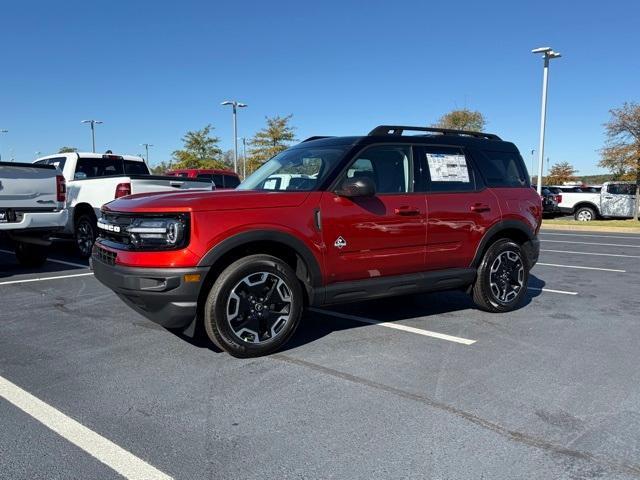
[92,125,541,357]
[166,168,241,189]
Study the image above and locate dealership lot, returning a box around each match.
[1,230,640,479]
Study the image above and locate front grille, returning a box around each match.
[98,211,135,247]
[93,244,117,266]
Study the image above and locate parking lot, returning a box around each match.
[1,229,640,479]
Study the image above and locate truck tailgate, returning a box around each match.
[0,162,60,210]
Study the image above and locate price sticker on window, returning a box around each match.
[426,153,470,183]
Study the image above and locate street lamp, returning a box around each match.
[221,100,247,173]
[0,129,7,161]
[140,143,154,163]
[81,119,103,153]
[532,47,561,194]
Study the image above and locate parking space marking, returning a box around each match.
[542,240,640,248]
[0,375,173,480]
[527,287,578,296]
[541,232,640,240]
[308,307,476,345]
[0,249,89,269]
[535,262,626,273]
[541,249,640,259]
[0,272,94,286]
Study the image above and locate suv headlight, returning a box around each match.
[126,215,189,250]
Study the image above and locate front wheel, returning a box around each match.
[203,255,304,358]
[472,239,529,313]
[75,214,96,258]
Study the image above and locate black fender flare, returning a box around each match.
[197,230,323,287]
[471,220,536,268]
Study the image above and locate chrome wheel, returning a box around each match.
[76,218,95,257]
[226,271,292,344]
[489,250,524,305]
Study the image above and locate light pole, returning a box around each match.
[81,120,103,153]
[241,137,247,179]
[221,100,247,173]
[530,149,535,182]
[0,129,7,161]
[532,47,561,194]
[140,143,154,163]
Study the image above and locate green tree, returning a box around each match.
[149,161,172,175]
[58,146,78,153]
[247,115,296,173]
[546,161,578,185]
[433,109,486,132]
[599,102,640,220]
[171,124,224,169]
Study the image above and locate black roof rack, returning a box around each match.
[368,125,501,141]
[301,136,335,143]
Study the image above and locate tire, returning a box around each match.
[203,254,304,358]
[75,214,96,258]
[472,239,529,313]
[15,242,48,267]
[574,206,596,222]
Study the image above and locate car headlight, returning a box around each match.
[126,215,189,250]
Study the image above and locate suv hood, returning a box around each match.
[103,190,311,214]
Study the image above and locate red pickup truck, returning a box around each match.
[92,125,541,357]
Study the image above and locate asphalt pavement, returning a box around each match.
[1,230,640,479]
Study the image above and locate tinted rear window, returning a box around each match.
[75,157,123,178]
[224,175,240,188]
[124,160,149,175]
[477,150,528,187]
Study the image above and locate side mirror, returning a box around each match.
[336,177,376,198]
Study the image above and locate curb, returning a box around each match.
[541,223,640,234]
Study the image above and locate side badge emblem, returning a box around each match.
[334,236,347,249]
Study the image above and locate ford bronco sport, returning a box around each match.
[92,125,541,357]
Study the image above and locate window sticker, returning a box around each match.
[426,153,470,183]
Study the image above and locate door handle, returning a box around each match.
[394,206,421,216]
[470,203,491,213]
[604,195,613,199]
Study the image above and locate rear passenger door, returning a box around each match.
[415,145,500,271]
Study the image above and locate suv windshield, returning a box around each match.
[238,146,348,191]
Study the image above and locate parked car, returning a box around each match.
[547,182,638,221]
[0,161,68,266]
[35,152,213,257]
[539,187,561,216]
[92,125,541,357]
[166,169,241,189]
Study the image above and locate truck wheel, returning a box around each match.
[15,242,48,267]
[203,254,304,358]
[472,239,529,313]
[575,206,596,222]
[75,214,96,258]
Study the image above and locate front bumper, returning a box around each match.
[522,237,540,267]
[91,255,208,329]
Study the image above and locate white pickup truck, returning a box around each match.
[549,181,639,221]
[0,161,68,266]
[35,152,212,257]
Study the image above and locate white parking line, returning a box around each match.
[542,240,640,248]
[528,287,578,296]
[0,272,94,286]
[541,249,640,259]
[0,375,173,480]
[535,262,626,273]
[0,249,88,269]
[541,232,640,240]
[308,307,476,345]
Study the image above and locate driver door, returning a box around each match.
[319,144,427,284]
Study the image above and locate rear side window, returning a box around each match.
[75,157,123,178]
[224,175,240,188]
[478,150,528,187]
[418,146,477,192]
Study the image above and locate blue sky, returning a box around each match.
[1,0,638,175]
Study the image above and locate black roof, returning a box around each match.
[295,125,517,152]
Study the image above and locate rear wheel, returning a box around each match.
[203,255,304,357]
[15,242,48,267]
[472,239,529,313]
[575,206,596,222]
[75,214,96,258]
